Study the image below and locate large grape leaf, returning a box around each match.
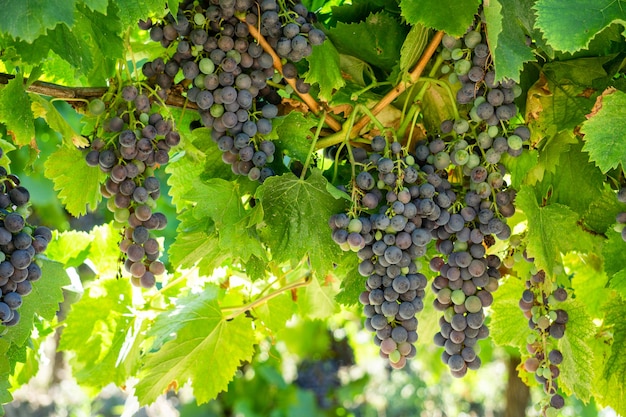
[0,0,76,43]
[59,277,138,390]
[490,277,532,350]
[255,170,348,277]
[297,275,339,319]
[166,153,205,212]
[399,0,479,37]
[0,74,35,147]
[327,11,408,69]
[134,287,256,405]
[581,88,626,174]
[83,0,109,14]
[483,0,536,83]
[516,186,601,274]
[111,0,168,28]
[253,292,296,335]
[602,231,626,299]
[44,146,106,217]
[1,259,69,347]
[30,95,89,148]
[305,39,345,102]
[534,0,626,53]
[557,299,595,401]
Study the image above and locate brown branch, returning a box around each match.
[350,30,445,137]
[241,20,343,132]
[0,73,198,109]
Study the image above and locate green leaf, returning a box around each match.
[581,88,626,174]
[338,55,375,86]
[297,276,338,319]
[59,277,137,390]
[135,287,256,405]
[599,297,626,415]
[0,74,35,147]
[87,224,126,280]
[500,148,539,188]
[44,146,106,217]
[490,277,532,350]
[534,0,626,53]
[186,178,265,263]
[602,231,626,298]
[400,0,479,37]
[253,293,295,334]
[111,0,167,29]
[0,0,76,42]
[45,230,94,267]
[327,12,408,69]
[256,170,348,277]
[557,299,595,401]
[399,24,429,75]
[483,0,536,82]
[2,259,69,347]
[166,152,205,212]
[30,95,89,148]
[537,130,578,176]
[516,186,601,274]
[271,112,318,163]
[304,39,345,102]
[83,0,109,14]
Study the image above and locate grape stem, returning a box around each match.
[300,110,327,180]
[239,18,343,132]
[221,275,312,321]
[350,30,445,137]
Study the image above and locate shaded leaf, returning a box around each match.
[400,0,479,37]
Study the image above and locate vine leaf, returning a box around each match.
[399,0,479,37]
[113,0,168,29]
[489,277,532,350]
[83,0,108,14]
[601,231,626,299]
[557,299,595,402]
[534,0,626,53]
[255,170,348,277]
[44,146,106,217]
[58,277,137,390]
[0,73,35,147]
[483,0,536,82]
[304,39,345,102]
[298,275,338,319]
[1,259,69,347]
[399,24,429,75]
[581,88,626,174]
[253,292,296,334]
[269,112,318,163]
[135,287,256,405]
[0,0,76,43]
[516,186,600,274]
[30,96,89,148]
[327,11,408,69]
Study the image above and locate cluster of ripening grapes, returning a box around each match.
[139,0,324,181]
[330,19,534,375]
[85,86,176,288]
[518,256,568,415]
[0,164,51,327]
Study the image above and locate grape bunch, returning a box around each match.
[330,136,439,369]
[84,86,175,288]
[518,266,568,415]
[139,0,324,181]
[0,167,51,327]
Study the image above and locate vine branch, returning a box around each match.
[0,73,198,110]
[350,30,445,137]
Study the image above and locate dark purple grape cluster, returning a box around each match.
[0,167,51,327]
[84,86,175,288]
[518,267,568,415]
[139,0,323,181]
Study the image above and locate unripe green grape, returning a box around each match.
[88,98,106,116]
[451,289,466,305]
[440,64,451,74]
[448,73,459,84]
[466,153,480,169]
[441,49,452,60]
[210,103,225,118]
[454,149,469,165]
[453,240,467,252]
[405,155,415,165]
[114,208,130,223]
[434,151,451,170]
[454,59,471,75]
[194,12,206,26]
[451,48,465,60]
[199,58,215,75]
[464,31,482,48]
[469,107,481,123]
[388,349,402,363]
[194,74,206,88]
[487,125,499,138]
[443,307,455,322]
[348,218,363,233]
[507,134,523,150]
[139,112,150,124]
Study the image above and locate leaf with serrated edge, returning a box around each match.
[490,277,532,350]
[44,146,106,217]
[0,0,76,42]
[0,74,35,147]
[581,88,626,174]
[534,0,626,53]
[255,170,348,277]
[273,112,317,163]
[1,259,69,346]
[31,96,89,148]
[254,293,295,334]
[557,299,595,401]
[400,0,479,37]
[135,287,256,405]
[298,275,338,319]
[305,39,345,102]
[598,297,626,416]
